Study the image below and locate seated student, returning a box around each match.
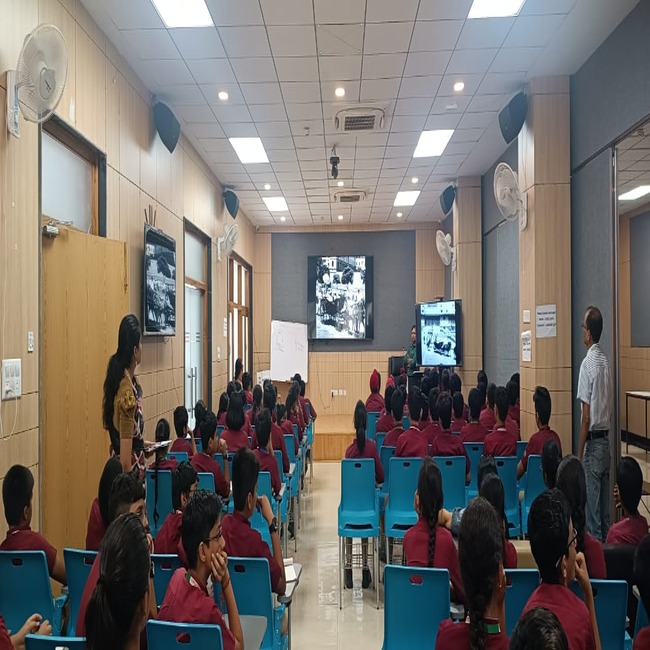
[285,389,304,447]
[193,399,207,442]
[449,372,467,420]
[460,388,489,443]
[396,387,429,458]
[383,389,407,447]
[431,392,471,483]
[607,456,648,545]
[422,387,442,446]
[435,497,508,649]
[404,458,464,603]
[253,409,283,495]
[85,513,151,650]
[523,489,600,650]
[365,369,385,413]
[477,380,488,413]
[222,448,287,596]
[154,462,198,564]
[1,465,67,586]
[517,386,562,479]
[0,612,51,649]
[484,387,517,457]
[451,392,466,434]
[477,369,489,392]
[250,384,263,428]
[171,406,197,457]
[86,457,123,551]
[216,392,229,427]
[633,534,650,650]
[440,369,450,393]
[278,403,292,436]
[158,491,243,650]
[151,418,178,471]
[418,376,431,429]
[242,371,253,405]
[480,473,517,569]
[542,438,562,489]
[299,379,317,420]
[510,608,569,650]
[375,384,396,434]
[221,392,251,453]
[507,379,521,431]
[289,374,310,427]
[556,456,606,580]
[191,411,230,500]
[264,383,290,473]
[480,382,498,431]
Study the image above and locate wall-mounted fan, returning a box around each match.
[5,24,68,138]
[436,229,456,272]
[493,162,527,231]
[218,223,239,262]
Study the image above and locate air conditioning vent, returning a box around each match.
[334,107,385,133]
[333,190,367,203]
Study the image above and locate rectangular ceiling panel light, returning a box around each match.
[413,130,455,158]
[394,191,421,207]
[619,185,650,201]
[151,0,214,27]
[468,0,526,18]
[263,196,289,212]
[229,137,269,164]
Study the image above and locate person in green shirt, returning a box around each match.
[404,324,418,376]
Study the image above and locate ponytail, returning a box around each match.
[468,593,488,650]
[353,400,367,454]
[86,579,124,650]
[427,509,437,568]
[356,426,366,454]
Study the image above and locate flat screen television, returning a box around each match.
[143,224,176,336]
[308,255,374,340]
[416,299,462,367]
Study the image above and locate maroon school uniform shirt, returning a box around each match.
[395,427,429,458]
[221,427,250,453]
[520,426,561,472]
[0,614,11,650]
[404,519,465,603]
[222,511,284,594]
[606,513,648,545]
[171,436,194,457]
[245,389,253,405]
[85,497,106,551]
[523,582,596,650]
[191,452,229,498]
[505,539,518,568]
[506,416,520,441]
[450,418,464,435]
[271,422,290,473]
[460,421,488,443]
[583,534,606,579]
[480,406,496,431]
[422,421,443,446]
[431,431,470,475]
[280,420,299,453]
[288,414,304,443]
[484,427,517,457]
[383,425,405,448]
[508,403,520,429]
[76,553,100,635]
[254,447,282,494]
[153,457,179,472]
[376,413,396,434]
[634,627,650,650]
[435,619,509,650]
[0,524,57,575]
[158,568,236,650]
[298,395,310,427]
[345,439,384,484]
[304,397,317,419]
[217,412,227,426]
[365,392,385,414]
[155,511,182,556]
[244,412,258,449]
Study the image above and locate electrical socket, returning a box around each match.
[342,389,347,396]
[331,389,336,397]
[2,359,22,400]
[27,331,34,353]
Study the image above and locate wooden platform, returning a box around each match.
[312,415,355,461]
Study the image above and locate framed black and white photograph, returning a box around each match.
[143,224,176,336]
[416,300,463,367]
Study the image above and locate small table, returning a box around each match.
[224,614,267,650]
[278,562,303,650]
[625,391,650,454]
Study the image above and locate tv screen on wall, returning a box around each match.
[416,300,463,367]
[143,224,176,336]
[308,255,374,340]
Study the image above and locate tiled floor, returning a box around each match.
[288,462,384,649]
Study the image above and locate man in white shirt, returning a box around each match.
[577,306,612,542]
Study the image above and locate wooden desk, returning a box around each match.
[278,562,303,650]
[625,391,650,454]
[224,614,267,650]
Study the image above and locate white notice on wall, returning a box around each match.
[536,304,557,338]
[522,330,532,363]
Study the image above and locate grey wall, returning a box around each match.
[482,141,519,386]
[630,211,650,346]
[271,231,415,352]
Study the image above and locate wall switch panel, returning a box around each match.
[27,331,35,353]
[2,359,22,400]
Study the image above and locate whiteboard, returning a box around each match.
[270,320,308,383]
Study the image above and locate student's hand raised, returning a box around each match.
[211,550,230,585]
[257,495,274,524]
[218,439,228,456]
[574,552,593,595]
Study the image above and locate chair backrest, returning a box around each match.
[379,445,396,488]
[145,469,173,537]
[284,434,297,463]
[245,403,253,412]
[292,423,299,440]
[603,543,638,633]
[463,442,484,496]
[195,438,202,453]
[366,411,380,440]
[249,509,273,551]
[257,471,273,505]
[0,551,55,634]
[522,456,545,511]
[494,456,519,532]
[384,565,450,647]
[433,456,466,511]
[388,457,422,512]
[504,569,540,636]
[197,472,215,492]
[274,450,285,483]
[402,415,410,429]
[339,459,378,515]
[635,595,649,637]
[168,451,189,463]
[376,431,387,451]
[63,548,97,635]
[151,554,184,606]
[147,620,223,650]
[516,440,527,463]
[26,636,86,649]
[217,424,225,438]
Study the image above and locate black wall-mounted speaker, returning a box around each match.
[224,189,239,219]
[440,185,456,217]
[153,101,180,154]
[498,92,528,145]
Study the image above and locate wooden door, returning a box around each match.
[41,225,128,552]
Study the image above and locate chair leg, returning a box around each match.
[375,536,380,609]
[338,535,343,610]
[293,497,297,553]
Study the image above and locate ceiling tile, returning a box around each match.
[410,20,464,52]
[157,84,205,106]
[446,48,498,74]
[398,75,442,98]
[187,59,236,84]
[404,51,452,77]
[456,18,515,50]
[170,27,225,59]
[390,115,427,132]
[98,0,164,29]
[213,104,253,123]
[205,0,264,26]
[218,26,271,57]
[230,57,278,82]
[319,56,362,82]
[429,95,471,114]
[424,113,463,129]
[490,47,544,73]
[360,78,402,101]
[504,14,566,48]
[366,0,419,22]
[139,60,194,86]
[268,25,318,57]
[466,94,509,113]
[364,22,414,55]
[202,83,246,105]
[362,54,408,80]
[199,138,231,152]
[453,127,489,142]
[260,0,315,24]
[275,57,319,82]
[267,149,298,162]
[520,0,576,15]
[280,82,322,103]
[394,97,433,116]
[286,103,323,121]
[316,24,364,56]
[321,81,361,103]
[256,122,293,137]
[238,82,283,105]
[221,123,260,137]
[247,104,287,123]
[417,0,473,20]
[314,0,366,24]
[189,123,226,139]
[120,29,179,60]
[175,104,215,123]
[475,72,525,95]
[437,72,484,95]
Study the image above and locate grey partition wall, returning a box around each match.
[630,212,650,347]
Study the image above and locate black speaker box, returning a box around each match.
[224,189,239,219]
[153,102,180,154]
[440,185,456,217]
[498,92,528,145]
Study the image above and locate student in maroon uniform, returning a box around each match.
[365,369,385,413]
[517,386,562,478]
[221,392,251,453]
[253,409,282,495]
[383,389,407,447]
[480,382,497,431]
[242,372,253,405]
[193,400,207,443]
[151,418,178,471]
[171,406,196,458]
[607,457,648,545]
[404,458,464,603]
[0,612,51,648]
[431,392,471,483]
[449,372,467,422]
[477,380,488,413]
[451,392,465,434]
[556,456,606,580]
[633,534,650,650]
[542,438,562,490]
[417,376,431,429]
[286,388,304,444]
[480,473,517,569]
[523,489,600,650]
[422,387,442,446]
[510,608,569,650]
[507,379,521,432]
[250,384,263,427]
[477,369,489,392]
[484,387,517,457]
[264,383,290,473]
[191,411,230,500]
[1,465,67,585]
[158,491,243,650]
[440,369,450,393]
[86,457,123,551]
[290,374,311,427]
[460,388,489,443]
[435,497,508,649]
[299,379,317,420]
[396,387,429,458]
[376,384,396,434]
[222,448,286,595]
[216,392,229,427]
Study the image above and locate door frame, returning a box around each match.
[228,252,253,380]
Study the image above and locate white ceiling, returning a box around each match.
[618,122,650,212]
[79,0,639,227]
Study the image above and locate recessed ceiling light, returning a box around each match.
[335,87,345,98]
[619,185,650,201]
[413,130,455,158]
[151,0,214,27]
[280,216,286,222]
[396,212,403,218]
[263,196,288,212]
[229,137,269,164]
[337,214,344,221]
[453,81,465,92]
[411,177,419,184]
[264,183,271,191]
[468,0,526,19]
[337,180,344,187]
[218,91,229,101]
[394,191,420,207]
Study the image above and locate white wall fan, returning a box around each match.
[436,230,456,272]
[493,162,527,231]
[5,24,68,138]
[218,223,239,262]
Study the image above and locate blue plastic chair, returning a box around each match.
[245,403,253,412]
[521,455,545,535]
[197,472,215,492]
[147,620,223,650]
[635,595,649,636]
[504,569,540,636]
[168,451,189,463]
[377,445,396,512]
[494,457,520,537]
[434,456,466,510]
[217,424,225,438]
[152,554,184,606]
[376,431,387,452]
[146,469,173,537]
[195,438,202,453]
[384,457,421,558]
[367,411,380,441]
[383,565,450,648]
[402,415,410,429]
[26,637,86,649]
[516,440,527,464]
[63,548,97,635]
[258,470,287,525]
[463,442,484,499]
[283,434,301,505]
